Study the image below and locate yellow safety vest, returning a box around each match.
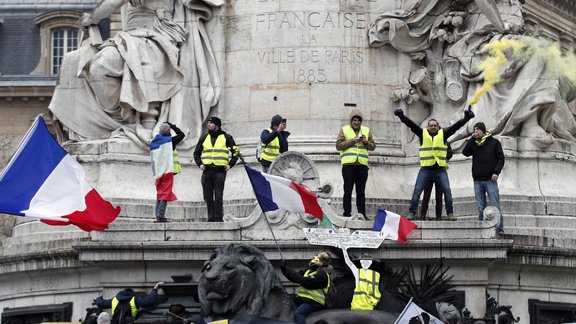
[111,296,138,318]
[420,129,448,167]
[296,269,330,305]
[340,125,369,165]
[173,149,181,174]
[260,128,280,163]
[351,268,381,310]
[201,134,229,166]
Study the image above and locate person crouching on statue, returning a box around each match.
[281,251,333,324]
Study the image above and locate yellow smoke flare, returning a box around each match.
[470,36,576,106]
[470,38,527,105]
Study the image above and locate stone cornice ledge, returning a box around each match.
[508,245,576,268]
[73,239,513,263]
[0,248,79,274]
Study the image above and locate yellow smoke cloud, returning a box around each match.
[470,37,576,106]
[470,38,528,105]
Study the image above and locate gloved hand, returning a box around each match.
[394,108,404,117]
[224,164,230,171]
[280,260,288,272]
[464,107,475,119]
[200,164,206,171]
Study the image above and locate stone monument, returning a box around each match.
[1,0,576,322]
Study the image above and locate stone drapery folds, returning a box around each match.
[49,0,223,149]
[369,0,576,146]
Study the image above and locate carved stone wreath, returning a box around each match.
[266,151,333,224]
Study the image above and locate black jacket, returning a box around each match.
[281,265,329,306]
[397,113,472,168]
[169,124,185,147]
[95,288,158,309]
[462,135,505,181]
[193,129,238,169]
[260,128,290,167]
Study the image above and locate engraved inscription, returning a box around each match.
[252,10,370,83]
[256,49,364,64]
[32,278,60,290]
[255,12,367,30]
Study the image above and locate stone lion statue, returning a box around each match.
[197,244,294,322]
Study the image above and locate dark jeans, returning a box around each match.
[342,164,369,216]
[201,168,227,222]
[421,180,443,220]
[294,302,323,324]
[409,167,453,215]
[155,200,167,220]
[474,180,503,233]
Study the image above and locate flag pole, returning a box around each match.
[235,149,285,262]
[394,297,414,324]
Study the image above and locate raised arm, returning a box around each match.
[79,0,129,27]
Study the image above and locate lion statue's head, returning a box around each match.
[197,244,294,321]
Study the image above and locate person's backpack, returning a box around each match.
[324,281,337,309]
[111,300,134,324]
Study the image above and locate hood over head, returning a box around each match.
[348,109,363,123]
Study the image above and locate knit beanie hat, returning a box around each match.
[474,122,487,134]
[271,114,283,126]
[97,312,111,324]
[208,116,222,127]
[159,123,171,135]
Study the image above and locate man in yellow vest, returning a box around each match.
[281,252,333,324]
[193,117,238,222]
[95,282,163,323]
[394,108,474,220]
[336,110,376,217]
[259,114,290,173]
[351,255,381,311]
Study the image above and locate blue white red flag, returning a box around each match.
[244,165,323,220]
[150,133,176,201]
[0,116,120,232]
[373,208,417,242]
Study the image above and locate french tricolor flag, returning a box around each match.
[245,165,323,220]
[373,208,417,242]
[150,133,176,201]
[0,116,120,232]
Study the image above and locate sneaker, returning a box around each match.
[446,213,456,221]
[406,212,415,220]
[154,218,168,223]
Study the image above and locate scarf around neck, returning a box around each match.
[475,132,491,146]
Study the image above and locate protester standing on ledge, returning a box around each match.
[281,252,333,324]
[462,122,505,234]
[259,114,290,173]
[336,110,376,217]
[394,108,474,220]
[193,117,238,222]
[150,122,185,223]
[421,142,453,220]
